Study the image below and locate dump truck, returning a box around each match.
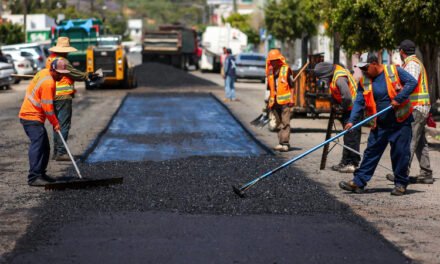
[85,35,136,89]
[51,19,103,72]
[142,24,198,70]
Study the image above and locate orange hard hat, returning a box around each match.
[267,49,283,61]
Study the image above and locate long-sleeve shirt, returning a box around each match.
[19,69,59,128]
[403,55,430,115]
[349,66,417,128]
[335,77,353,111]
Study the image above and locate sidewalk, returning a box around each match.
[194,71,440,264]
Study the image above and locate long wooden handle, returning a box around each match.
[11,74,34,78]
[292,61,310,83]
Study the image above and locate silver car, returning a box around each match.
[235,53,266,83]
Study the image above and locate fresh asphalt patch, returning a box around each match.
[4,64,410,263]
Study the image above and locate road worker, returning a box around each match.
[386,40,433,184]
[19,59,70,186]
[314,62,361,173]
[46,37,100,161]
[266,49,294,152]
[339,52,418,196]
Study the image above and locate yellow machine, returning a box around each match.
[86,35,136,89]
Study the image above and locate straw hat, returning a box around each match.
[49,37,78,53]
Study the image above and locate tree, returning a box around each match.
[225,13,260,45]
[265,0,318,63]
[0,22,25,44]
[329,0,440,102]
[385,0,440,102]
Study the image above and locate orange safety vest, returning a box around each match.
[403,55,430,107]
[46,53,75,97]
[267,61,293,108]
[18,69,59,128]
[360,65,413,128]
[330,65,357,110]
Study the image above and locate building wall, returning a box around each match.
[1,14,55,30]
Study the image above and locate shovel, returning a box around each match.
[45,130,123,190]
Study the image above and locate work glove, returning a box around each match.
[88,72,100,81]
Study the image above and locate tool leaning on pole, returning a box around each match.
[232,105,393,198]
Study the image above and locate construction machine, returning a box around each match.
[253,53,332,131]
[85,35,136,89]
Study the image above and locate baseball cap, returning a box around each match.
[356,52,379,68]
[51,58,70,74]
[399,39,416,55]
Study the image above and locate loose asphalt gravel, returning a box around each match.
[3,63,410,263]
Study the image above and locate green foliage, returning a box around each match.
[329,0,392,53]
[0,22,25,44]
[265,0,318,41]
[225,13,260,45]
[384,0,440,45]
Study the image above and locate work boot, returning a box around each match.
[390,185,406,196]
[28,176,49,187]
[331,163,345,171]
[415,174,434,184]
[273,144,289,152]
[386,174,431,184]
[386,173,394,182]
[338,164,357,173]
[55,154,71,162]
[339,180,364,193]
[41,174,57,183]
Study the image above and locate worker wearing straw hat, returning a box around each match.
[46,37,100,161]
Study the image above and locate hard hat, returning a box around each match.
[267,49,283,61]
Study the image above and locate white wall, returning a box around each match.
[2,14,55,30]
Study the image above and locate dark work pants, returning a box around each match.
[341,111,361,166]
[21,119,50,183]
[53,99,72,156]
[353,124,412,188]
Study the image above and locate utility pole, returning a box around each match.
[23,0,28,43]
[333,31,340,65]
[233,0,237,13]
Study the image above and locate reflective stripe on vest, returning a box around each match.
[403,56,430,106]
[361,65,412,128]
[330,65,357,110]
[268,64,293,107]
[26,76,52,108]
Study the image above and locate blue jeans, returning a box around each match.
[21,119,50,182]
[53,99,72,156]
[224,76,235,100]
[353,124,412,188]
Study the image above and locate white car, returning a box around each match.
[0,62,14,90]
[1,43,48,71]
[3,52,35,84]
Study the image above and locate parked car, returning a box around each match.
[3,54,34,84]
[0,61,14,90]
[235,53,266,83]
[1,43,48,71]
